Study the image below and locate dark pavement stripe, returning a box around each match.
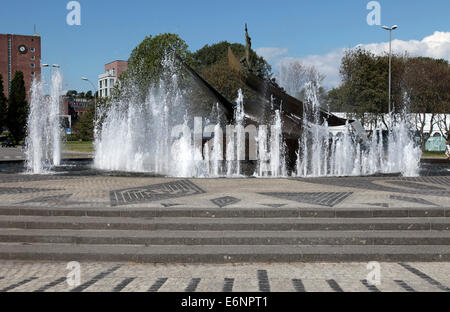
[1,277,38,292]
[257,270,271,292]
[222,278,234,292]
[185,278,201,292]
[327,279,344,292]
[148,278,168,292]
[394,280,416,292]
[399,263,450,292]
[361,279,381,292]
[34,277,66,292]
[292,279,306,292]
[112,277,135,292]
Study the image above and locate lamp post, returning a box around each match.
[382,25,398,128]
[81,77,98,122]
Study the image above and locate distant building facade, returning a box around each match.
[0,33,41,101]
[62,96,93,118]
[97,60,127,98]
[332,112,450,151]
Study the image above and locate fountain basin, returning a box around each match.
[0,158,447,177]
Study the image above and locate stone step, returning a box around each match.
[0,243,448,262]
[0,229,448,245]
[0,206,448,219]
[0,215,448,231]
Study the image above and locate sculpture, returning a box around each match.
[244,23,252,71]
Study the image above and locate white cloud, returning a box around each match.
[257,31,450,89]
[255,47,288,63]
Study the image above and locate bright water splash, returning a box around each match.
[268,109,286,177]
[225,89,245,177]
[94,56,421,178]
[95,56,206,177]
[50,71,62,166]
[296,81,331,177]
[25,70,63,173]
[205,103,224,177]
[295,80,421,177]
[385,120,422,176]
[253,97,286,177]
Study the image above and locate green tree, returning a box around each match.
[73,104,95,141]
[327,48,405,128]
[0,74,7,133]
[193,41,272,79]
[7,71,28,144]
[403,57,450,150]
[187,41,273,110]
[123,33,192,97]
[72,97,109,141]
[66,90,78,97]
[326,87,347,112]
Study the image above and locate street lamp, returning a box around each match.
[382,24,398,128]
[42,64,60,68]
[81,77,98,123]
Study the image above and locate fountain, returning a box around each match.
[18,26,422,179]
[294,79,422,177]
[94,56,207,177]
[25,69,63,173]
[93,54,421,178]
[17,51,421,179]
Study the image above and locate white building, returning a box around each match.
[330,113,450,136]
[97,60,128,98]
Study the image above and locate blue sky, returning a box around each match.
[1,0,449,91]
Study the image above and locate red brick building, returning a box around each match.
[98,60,128,98]
[0,33,41,101]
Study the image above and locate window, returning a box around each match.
[99,90,102,97]
[99,80,102,88]
[30,56,35,60]
[105,79,108,87]
[31,63,35,68]
[31,72,35,76]
[30,48,35,52]
[110,79,114,86]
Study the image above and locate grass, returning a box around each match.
[63,141,94,153]
[61,141,446,158]
[421,151,446,158]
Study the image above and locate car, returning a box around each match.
[1,140,16,148]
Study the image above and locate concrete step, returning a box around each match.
[0,229,448,245]
[0,243,448,262]
[0,206,448,218]
[0,215,448,231]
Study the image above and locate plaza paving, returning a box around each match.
[0,261,448,292]
[0,148,25,161]
[0,157,448,291]
[0,171,449,209]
